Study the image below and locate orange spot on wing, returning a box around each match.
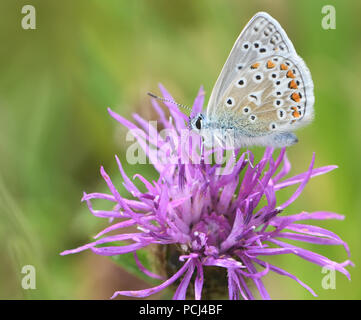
[267,60,275,68]
[291,93,301,102]
[288,80,298,89]
[291,106,301,118]
[251,62,260,69]
[280,63,288,70]
[287,70,296,78]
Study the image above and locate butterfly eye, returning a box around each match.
[225,97,235,107]
[195,117,202,130]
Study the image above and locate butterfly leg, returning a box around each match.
[200,136,205,164]
[246,150,255,169]
[218,128,238,165]
[227,129,237,165]
[231,149,236,165]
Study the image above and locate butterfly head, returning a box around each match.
[189,113,206,132]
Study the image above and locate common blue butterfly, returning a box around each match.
[188,12,314,149]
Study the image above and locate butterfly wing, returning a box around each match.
[206,12,314,140]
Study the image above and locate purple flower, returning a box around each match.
[61,84,352,299]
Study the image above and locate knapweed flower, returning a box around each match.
[61,84,352,299]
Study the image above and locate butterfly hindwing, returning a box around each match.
[220,55,313,136]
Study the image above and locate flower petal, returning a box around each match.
[241,256,270,300]
[277,153,315,210]
[194,260,204,300]
[269,238,351,280]
[275,165,338,191]
[254,258,317,297]
[190,86,205,118]
[158,83,188,129]
[203,256,244,269]
[173,260,195,300]
[134,252,165,280]
[111,258,192,298]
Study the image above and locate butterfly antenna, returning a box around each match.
[147,92,192,112]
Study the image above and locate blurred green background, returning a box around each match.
[0,0,360,299]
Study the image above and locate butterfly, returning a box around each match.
[188,11,314,149]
